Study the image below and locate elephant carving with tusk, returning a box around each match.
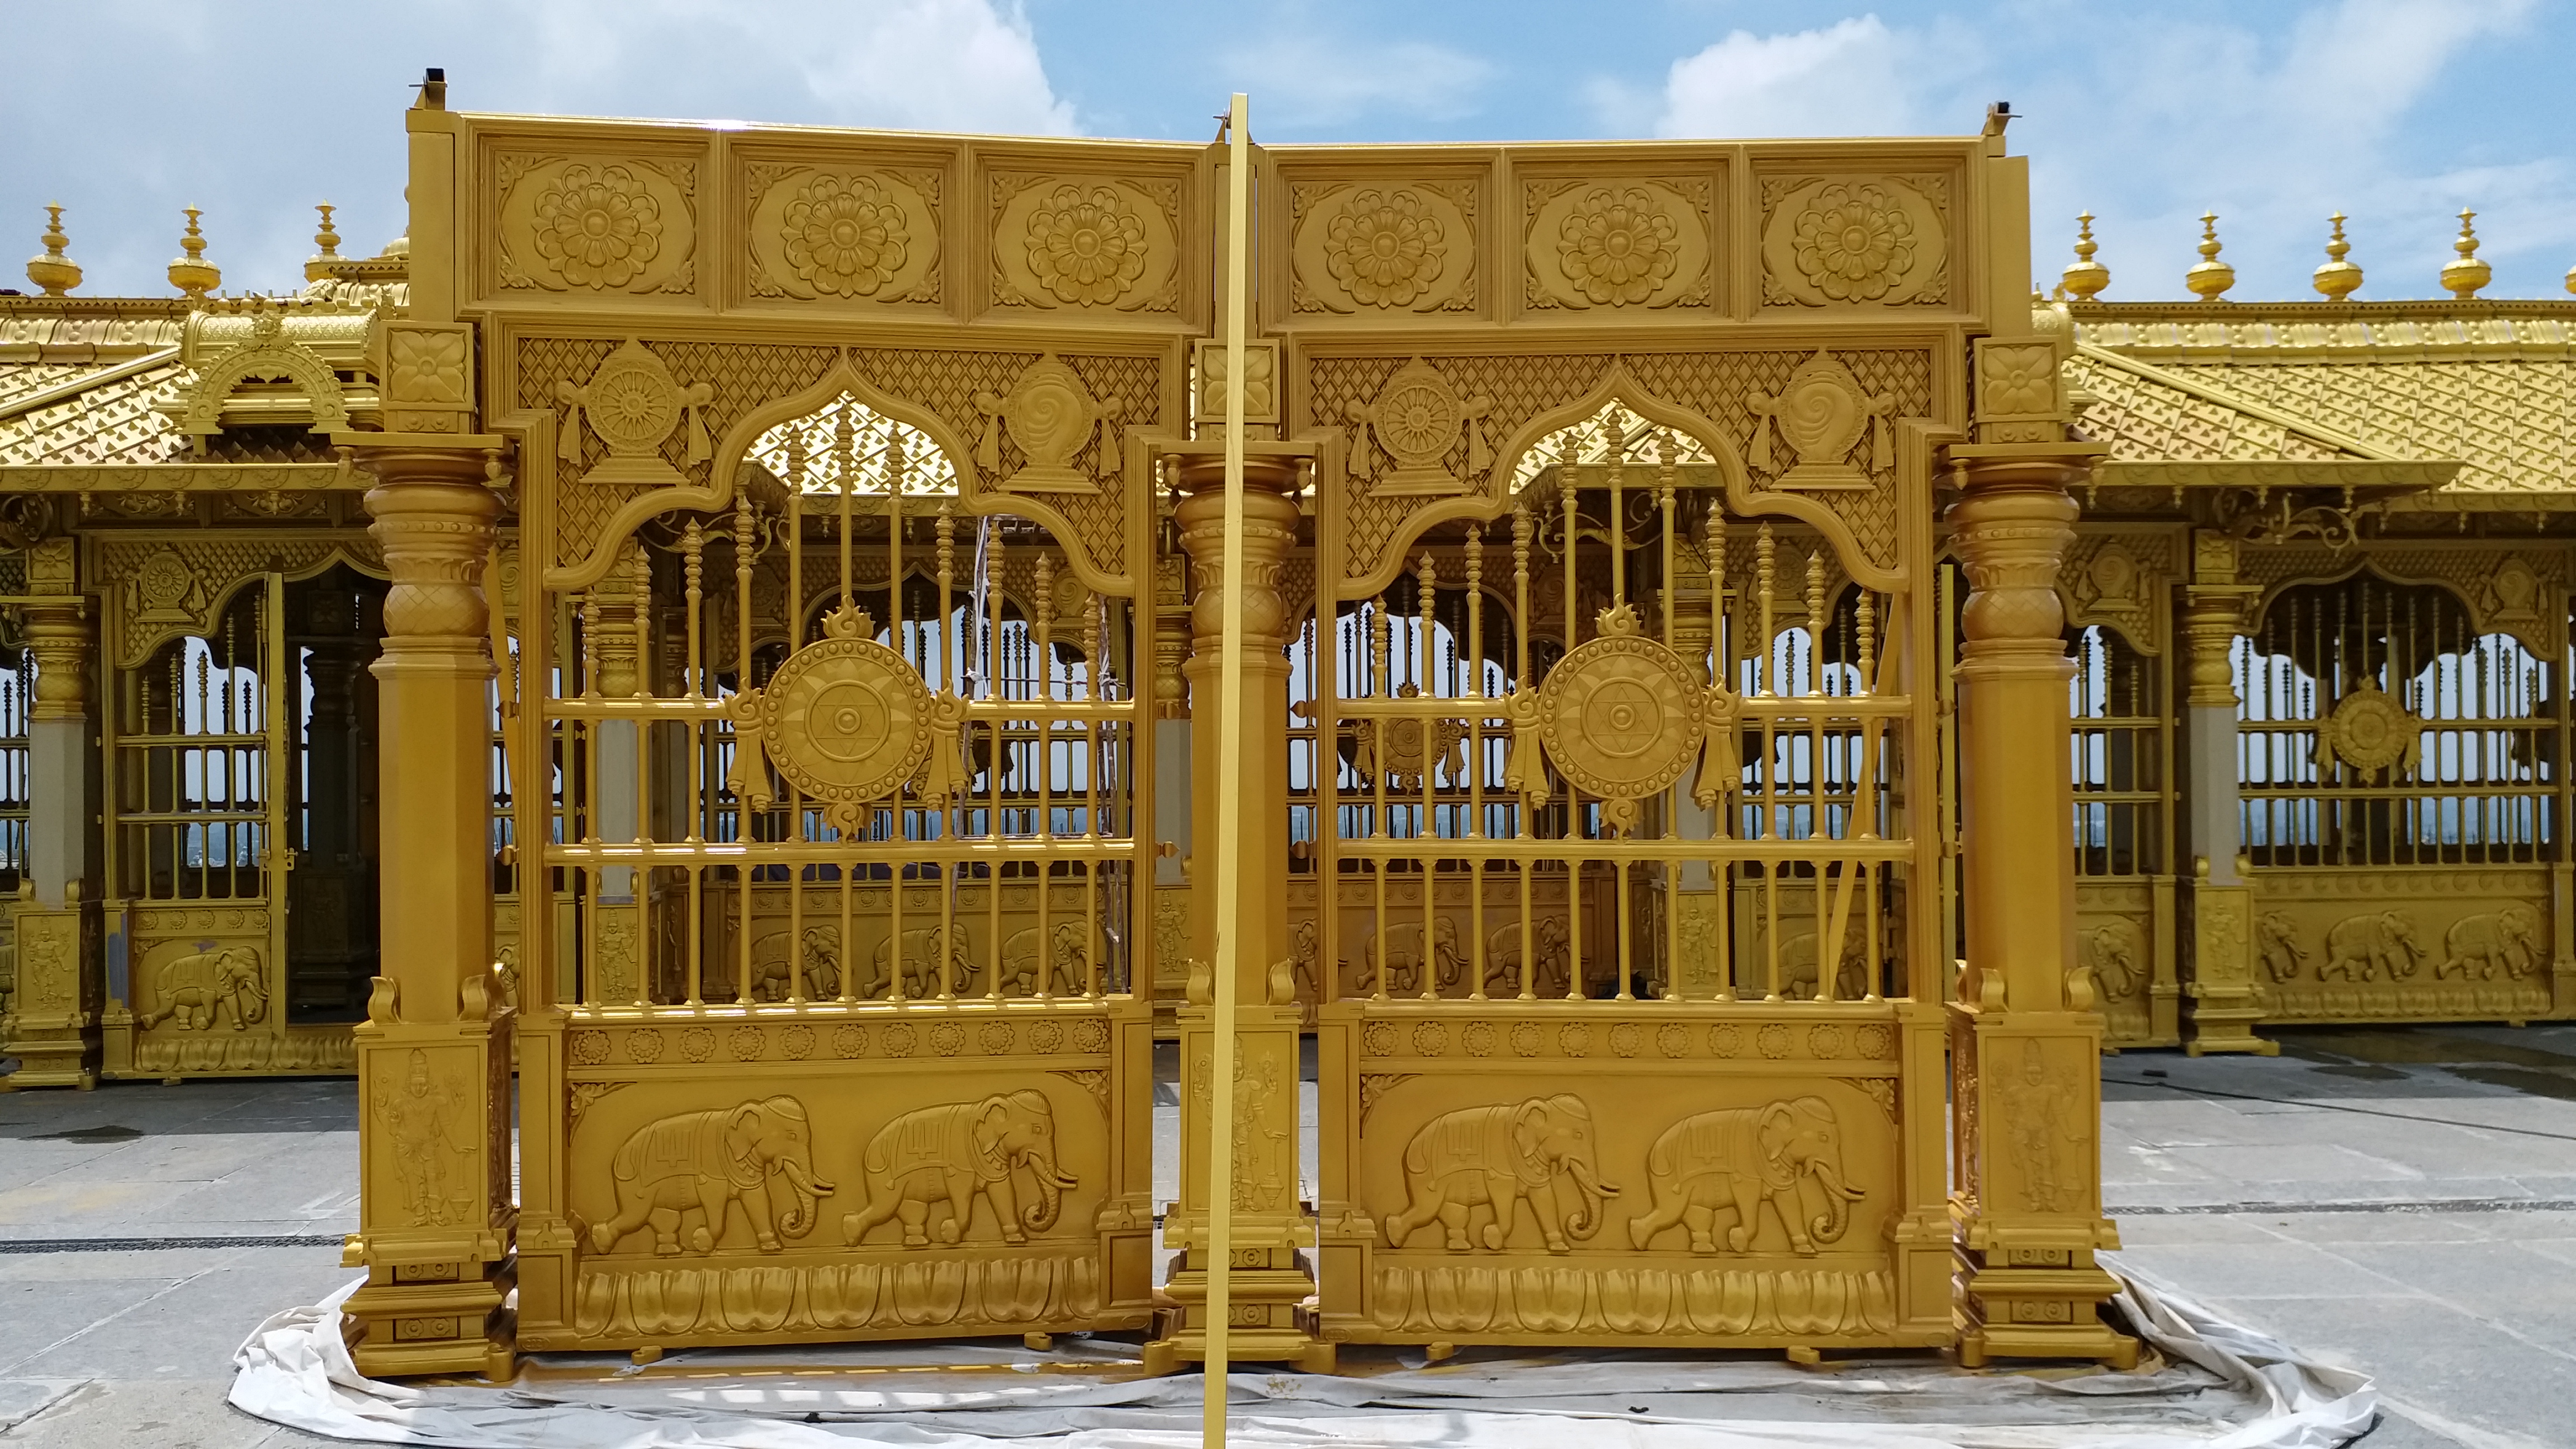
[588,1096,834,1256]
[1627,1095,1865,1255]
[1384,1094,1620,1254]
[842,1090,1079,1248]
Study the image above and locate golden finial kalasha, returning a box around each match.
[168,206,220,300]
[306,202,343,282]
[2441,208,2490,300]
[2184,211,2234,301]
[2312,212,2362,300]
[25,203,80,296]
[2060,212,2109,301]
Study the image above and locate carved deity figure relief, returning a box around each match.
[1193,1047,1294,1212]
[589,1096,833,1256]
[1503,603,1737,835]
[1993,1040,2083,1215]
[842,1090,1077,1248]
[2314,684,2423,778]
[555,339,714,487]
[729,603,968,836]
[2436,906,2541,981]
[2319,910,2424,982]
[1383,1095,1621,1254]
[374,1049,475,1228]
[1627,1096,1865,1255]
[1346,358,1493,496]
[974,354,1122,493]
[134,944,266,1031]
[1745,351,1894,490]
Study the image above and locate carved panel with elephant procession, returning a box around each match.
[1316,1002,1954,1348]
[532,997,1152,1350]
[2243,867,2572,1023]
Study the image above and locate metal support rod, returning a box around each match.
[1201,88,1251,1449]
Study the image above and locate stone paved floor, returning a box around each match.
[0,1024,2572,1446]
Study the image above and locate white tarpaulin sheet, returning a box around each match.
[230,1271,2375,1448]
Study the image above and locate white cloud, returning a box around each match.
[0,0,1076,296]
[1655,17,1920,139]
[1216,34,1493,129]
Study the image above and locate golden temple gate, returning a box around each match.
[0,79,2135,1377]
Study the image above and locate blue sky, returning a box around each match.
[8,0,2574,304]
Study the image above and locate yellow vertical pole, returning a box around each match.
[1202,88,1251,1449]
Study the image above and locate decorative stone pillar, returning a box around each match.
[586,542,649,1000]
[2177,531,2272,1055]
[1145,441,1332,1374]
[1667,526,1723,997]
[5,537,102,1088]
[339,441,515,1379]
[1945,443,2134,1368]
[1149,541,1193,1019]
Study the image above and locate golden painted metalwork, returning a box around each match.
[2050,210,2576,1052]
[3,80,2158,1381]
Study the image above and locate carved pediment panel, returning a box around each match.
[1757,174,1949,310]
[493,152,700,297]
[745,163,942,305]
[1521,177,1714,312]
[1288,178,1478,316]
[988,173,1181,314]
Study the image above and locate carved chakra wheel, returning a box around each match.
[2315,683,2422,777]
[1508,603,1735,834]
[731,603,966,833]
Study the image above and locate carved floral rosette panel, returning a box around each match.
[1322,1002,1950,1348]
[1756,172,1952,311]
[491,150,702,298]
[539,998,1150,1349]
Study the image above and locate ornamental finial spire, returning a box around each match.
[2060,212,2109,302]
[2441,209,2490,300]
[25,204,79,296]
[2185,211,2234,302]
[167,206,220,301]
[2312,213,2363,300]
[306,203,343,282]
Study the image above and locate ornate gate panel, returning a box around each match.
[94,533,385,1078]
[1308,381,1955,1351]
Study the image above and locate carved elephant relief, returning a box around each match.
[1365,917,1466,997]
[2255,912,2307,983]
[135,945,267,1031]
[859,925,976,1000]
[1486,917,1571,998]
[2320,910,2423,982]
[2437,906,2541,981]
[745,924,842,1001]
[842,1089,1078,1248]
[1384,1094,1620,1254]
[1000,921,1091,997]
[1627,1096,1865,1256]
[587,1095,834,1256]
[2077,918,2145,1001]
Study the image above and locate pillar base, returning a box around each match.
[1143,1245,1337,1375]
[1954,1252,2138,1368]
[2183,878,2276,1055]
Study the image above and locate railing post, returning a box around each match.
[2178,532,2272,1055]
[338,437,515,1379]
[1945,435,2134,1367]
[5,537,102,1088]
